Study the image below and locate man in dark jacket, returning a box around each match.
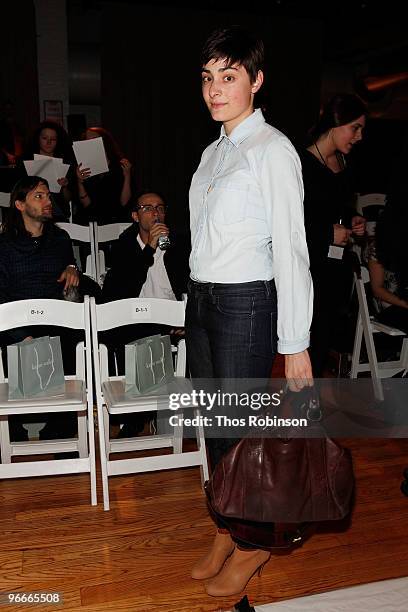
[0,176,80,441]
[102,189,190,437]
[103,190,189,302]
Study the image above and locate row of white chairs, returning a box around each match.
[0,297,209,510]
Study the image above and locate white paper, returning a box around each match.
[72,137,109,177]
[59,163,70,179]
[33,155,69,179]
[24,159,61,193]
[25,155,70,192]
[34,154,63,164]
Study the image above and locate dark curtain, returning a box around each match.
[101,3,322,235]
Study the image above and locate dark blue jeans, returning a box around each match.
[185,279,277,469]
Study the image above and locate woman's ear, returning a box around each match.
[251,70,264,94]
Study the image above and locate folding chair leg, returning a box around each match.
[361,312,384,402]
[103,408,110,452]
[87,408,97,506]
[172,420,183,454]
[351,315,363,379]
[0,418,12,463]
[195,409,209,486]
[78,413,88,458]
[97,402,111,511]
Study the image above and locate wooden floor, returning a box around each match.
[0,436,407,612]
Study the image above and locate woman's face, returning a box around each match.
[39,128,58,156]
[332,114,366,155]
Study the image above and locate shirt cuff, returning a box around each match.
[278,334,310,355]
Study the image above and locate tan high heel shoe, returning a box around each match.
[205,547,271,597]
[191,529,235,580]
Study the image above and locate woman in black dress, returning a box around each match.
[299,94,367,376]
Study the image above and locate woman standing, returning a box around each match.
[186,26,313,598]
[299,94,367,376]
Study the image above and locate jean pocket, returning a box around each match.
[249,307,277,359]
[215,295,253,316]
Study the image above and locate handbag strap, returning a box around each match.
[279,385,322,423]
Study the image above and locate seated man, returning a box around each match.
[102,189,190,437]
[0,176,80,441]
[103,189,189,302]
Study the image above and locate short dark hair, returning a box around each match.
[3,176,50,238]
[131,188,167,212]
[310,94,368,140]
[201,26,264,83]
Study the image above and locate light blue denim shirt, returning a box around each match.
[189,108,313,354]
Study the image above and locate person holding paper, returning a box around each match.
[22,121,74,221]
[299,94,367,376]
[74,126,133,224]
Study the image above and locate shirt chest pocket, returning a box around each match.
[209,180,264,225]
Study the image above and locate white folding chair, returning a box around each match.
[93,222,132,286]
[356,192,386,216]
[0,298,97,505]
[0,192,10,225]
[90,296,209,510]
[56,222,96,281]
[350,257,408,401]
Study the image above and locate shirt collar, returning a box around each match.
[216,108,265,148]
[137,233,146,250]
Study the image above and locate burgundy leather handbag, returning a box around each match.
[205,389,354,549]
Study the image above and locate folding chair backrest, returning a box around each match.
[90,297,186,383]
[0,298,91,382]
[56,222,96,280]
[96,223,132,244]
[0,192,10,225]
[94,223,132,285]
[356,193,386,216]
[0,298,86,333]
[0,192,10,208]
[94,297,185,331]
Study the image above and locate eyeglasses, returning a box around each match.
[137,204,166,214]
